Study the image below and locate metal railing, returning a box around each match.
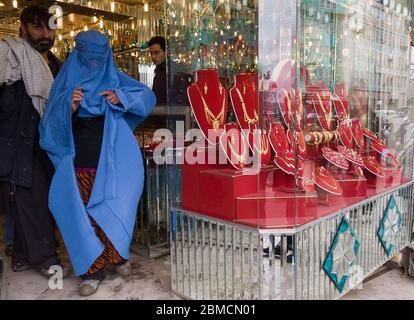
[132,152,182,258]
[170,182,414,300]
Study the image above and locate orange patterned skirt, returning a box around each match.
[76,169,124,276]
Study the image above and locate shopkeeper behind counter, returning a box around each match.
[149,36,167,105]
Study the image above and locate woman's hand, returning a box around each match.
[99,90,120,105]
[71,87,83,113]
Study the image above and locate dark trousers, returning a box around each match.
[0,151,59,271]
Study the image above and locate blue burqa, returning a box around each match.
[39,30,156,276]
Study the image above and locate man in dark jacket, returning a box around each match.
[149,36,167,105]
[0,5,67,277]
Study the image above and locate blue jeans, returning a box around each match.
[4,209,14,246]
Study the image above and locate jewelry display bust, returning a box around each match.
[219,122,250,170]
[188,68,228,144]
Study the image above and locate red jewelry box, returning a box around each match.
[235,190,318,228]
[336,175,367,198]
[182,162,226,213]
[317,190,344,207]
[198,167,278,221]
[181,144,228,213]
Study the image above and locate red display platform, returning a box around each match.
[198,168,278,221]
[366,172,387,192]
[182,162,226,213]
[335,175,367,198]
[182,142,229,212]
[235,190,318,228]
[317,190,344,207]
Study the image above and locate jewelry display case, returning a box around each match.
[168,0,414,300]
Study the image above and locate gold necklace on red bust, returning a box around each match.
[228,135,246,168]
[194,83,226,132]
[255,130,270,155]
[269,122,289,153]
[334,94,350,121]
[338,122,353,149]
[313,166,342,195]
[351,119,365,149]
[235,87,258,126]
[362,156,385,178]
[315,93,333,131]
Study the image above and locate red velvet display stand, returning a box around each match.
[235,191,318,228]
[182,144,227,213]
[187,69,228,144]
[198,167,278,221]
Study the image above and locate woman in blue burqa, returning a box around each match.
[39,30,156,296]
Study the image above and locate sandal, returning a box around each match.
[12,261,31,272]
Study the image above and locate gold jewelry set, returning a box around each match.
[281,89,303,125]
[253,130,270,155]
[363,156,385,177]
[314,167,341,192]
[333,95,350,121]
[235,87,259,126]
[338,124,353,147]
[269,123,288,151]
[195,83,226,132]
[315,93,333,131]
[228,134,247,167]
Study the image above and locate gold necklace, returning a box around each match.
[255,131,269,155]
[277,154,295,169]
[365,156,380,168]
[195,84,226,132]
[335,94,349,120]
[235,87,258,125]
[228,135,246,166]
[295,130,306,154]
[316,93,332,130]
[364,157,385,177]
[270,123,287,151]
[339,124,352,146]
[316,167,340,191]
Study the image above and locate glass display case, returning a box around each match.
[168,0,414,300]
